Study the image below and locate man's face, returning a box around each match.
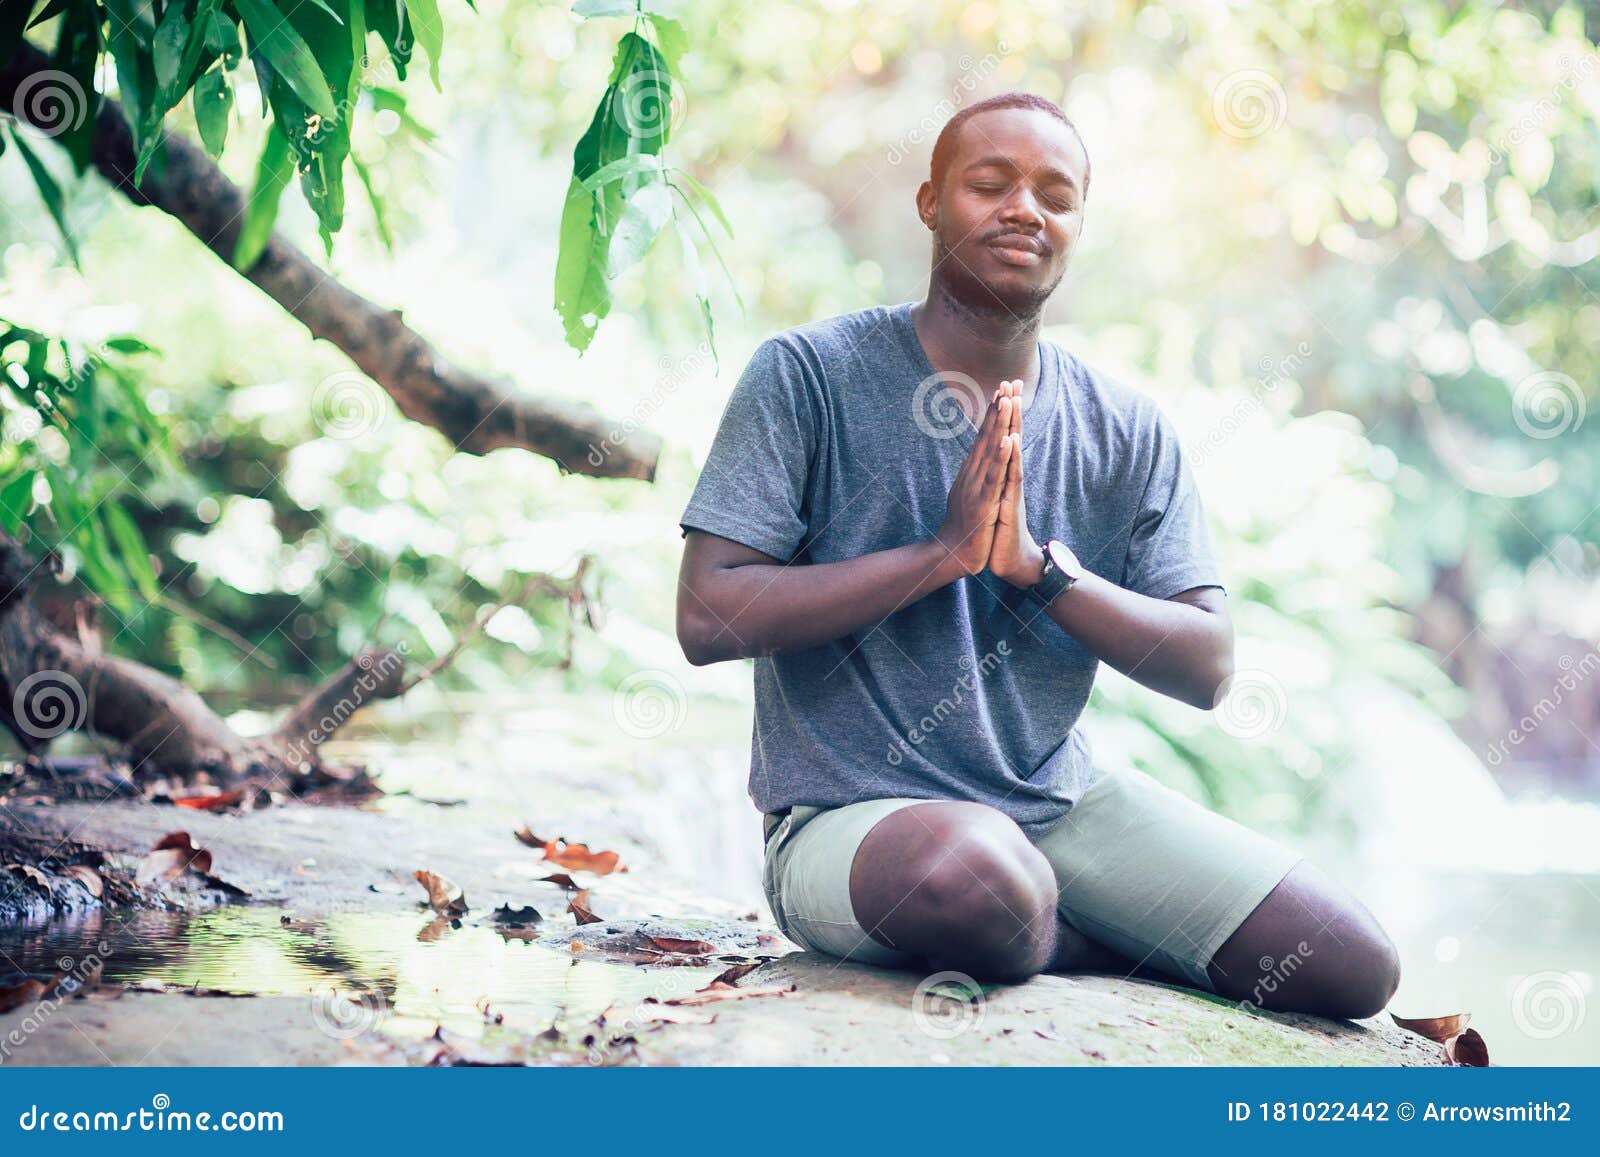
[918,108,1088,316]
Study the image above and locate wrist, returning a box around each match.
[1000,540,1047,589]
[921,535,970,586]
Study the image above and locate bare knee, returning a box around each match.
[851,802,1058,982]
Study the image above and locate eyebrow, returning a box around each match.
[963,154,1079,192]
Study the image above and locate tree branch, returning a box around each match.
[1,43,659,481]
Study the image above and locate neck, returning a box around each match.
[913,281,1043,387]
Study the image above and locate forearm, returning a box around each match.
[1032,568,1232,708]
[681,538,962,664]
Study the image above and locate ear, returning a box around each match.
[915,179,937,231]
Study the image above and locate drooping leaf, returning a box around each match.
[192,66,233,156]
[234,0,337,117]
[399,0,444,89]
[103,499,160,600]
[233,122,295,269]
[8,127,80,266]
[103,0,152,140]
[366,0,413,82]
[51,0,101,172]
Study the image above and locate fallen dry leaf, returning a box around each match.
[173,788,248,812]
[712,961,765,986]
[568,890,602,925]
[645,935,717,956]
[4,863,52,890]
[0,975,62,1014]
[514,826,625,875]
[492,904,543,927]
[664,980,799,1007]
[540,873,579,891]
[413,869,467,916]
[60,864,104,898]
[1390,1012,1489,1067]
[137,832,213,884]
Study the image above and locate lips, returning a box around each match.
[986,234,1046,265]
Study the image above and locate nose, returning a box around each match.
[997,184,1046,232]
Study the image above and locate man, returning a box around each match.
[675,92,1400,1018]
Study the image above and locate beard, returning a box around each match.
[932,230,1065,320]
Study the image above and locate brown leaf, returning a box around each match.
[1390,1012,1471,1043]
[664,980,799,1007]
[645,935,717,956]
[540,873,579,891]
[568,890,602,925]
[712,961,764,986]
[413,869,467,916]
[173,788,248,812]
[138,832,213,883]
[0,975,61,1014]
[5,864,52,890]
[1445,1027,1490,1067]
[515,825,624,875]
[492,904,543,927]
[60,864,104,898]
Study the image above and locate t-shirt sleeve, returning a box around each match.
[678,337,819,562]
[1121,407,1227,599]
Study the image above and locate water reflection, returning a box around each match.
[0,906,726,1044]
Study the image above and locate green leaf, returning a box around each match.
[52,0,101,173]
[104,500,161,601]
[9,127,80,266]
[605,178,672,277]
[368,87,436,143]
[204,10,243,64]
[233,123,295,269]
[400,0,445,89]
[578,152,668,193]
[235,0,337,117]
[193,66,233,156]
[103,0,153,139]
[153,1,192,98]
[366,0,412,82]
[671,210,715,367]
[351,153,394,251]
[0,471,37,535]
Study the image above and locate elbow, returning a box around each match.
[1190,649,1235,712]
[676,604,735,667]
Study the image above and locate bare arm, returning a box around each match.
[676,388,1021,665]
[987,379,1233,709]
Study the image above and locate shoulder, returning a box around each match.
[1047,340,1177,449]
[762,303,901,375]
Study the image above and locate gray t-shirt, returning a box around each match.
[679,300,1223,839]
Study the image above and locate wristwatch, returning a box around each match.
[1026,539,1084,609]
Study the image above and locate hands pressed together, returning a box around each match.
[933,379,1047,590]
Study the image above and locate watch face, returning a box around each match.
[1046,540,1082,582]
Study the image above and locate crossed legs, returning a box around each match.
[845,797,1401,1019]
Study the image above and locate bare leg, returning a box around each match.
[1206,860,1401,1019]
[847,800,1059,983]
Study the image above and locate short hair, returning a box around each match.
[930,92,1091,201]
